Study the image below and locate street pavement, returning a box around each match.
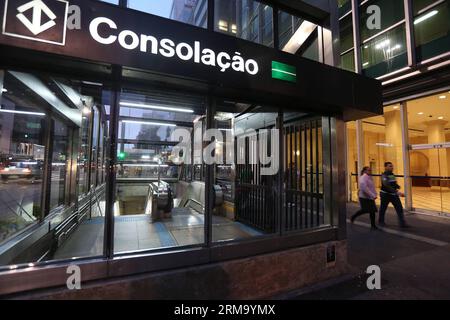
[291,203,450,300]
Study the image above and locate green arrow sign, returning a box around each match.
[272,61,297,83]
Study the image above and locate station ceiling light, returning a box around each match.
[0,108,45,116]
[439,95,447,99]
[414,10,438,25]
[120,101,194,113]
[121,119,177,127]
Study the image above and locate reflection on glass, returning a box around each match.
[413,0,439,15]
[341,50,355,72]
[361,25,407,78]
[214,0,273,47]
[358,106,405,207]
[49,120,69,210]
[339,14,354,53]
[338,0,351,17]
[414,2,450,61]
[0,77,45,243]
[407,92,450,214]
[359,0,405,42]
[213,105,279,242]
[128,0,208,28]
[278,10,320,61]
[114,88,207,253]
[0,69,108,265]
[78,114,90,197]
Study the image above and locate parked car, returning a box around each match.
[0,160,43,183]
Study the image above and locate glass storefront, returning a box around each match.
[347,91,450,215]
[0,67,335,267]
[0,70,110,262]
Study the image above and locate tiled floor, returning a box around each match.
[53,209,263,260]
[351,186,450,214]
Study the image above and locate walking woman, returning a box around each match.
[351,166,379,230]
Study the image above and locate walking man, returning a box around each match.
[351,166,379,230]
[379,162,409,228]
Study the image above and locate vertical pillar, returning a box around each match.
[426,120,448,191]
[356,120,364,175]
[204,95,215,247]
[351,0,362,74]
[103,66,121,259]
[323,117,332,225]
[0,70,4,102]
[331,117,347,239]
[400,102,412,210]
[404,0,417,67]
[384,110,404,175]
[207,0,215,31]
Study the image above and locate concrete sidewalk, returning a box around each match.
[291,204,450,300]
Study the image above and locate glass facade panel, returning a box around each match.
[413,0,440,15]
[113,88,207,253]
[359,106,405,206]
[0,72,45,243]
[49,119,69,210]
[341,50,355,72]
[278,10,320,60]
[414,1,450,61]
[340,14,354,53]
[407,92,450,214]
[0,69,109,265]
[213,104,279,242]
[99,0,118,4]
[214,0,273,47]
[361,25,408,78]
[338,0,352,17]
[128,0,208,28]
[359,0,405,42]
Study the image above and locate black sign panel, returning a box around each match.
[3,0,68,45]
[0,0,382,117]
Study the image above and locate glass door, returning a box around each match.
[410,143,450,215]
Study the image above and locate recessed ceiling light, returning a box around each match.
[0,109,45,116]
[438,116,444,120]
[393,106,399,109]
[439,95,447,99]
[418,112,424,115]
[121,119,177,127]
[120,101,194,113]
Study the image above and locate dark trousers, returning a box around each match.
[352,198,377,227]
[379,192,406,226]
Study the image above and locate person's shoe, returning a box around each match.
[378,222,387,227]
[350,216,356,224]
[371,226,380,231]
[400,223,411,229]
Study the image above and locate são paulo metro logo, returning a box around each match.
[2,0,69,45]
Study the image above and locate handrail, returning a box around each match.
[91,189,104,217]
[1,188,35,222]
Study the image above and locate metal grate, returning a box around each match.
[283,119,324,232]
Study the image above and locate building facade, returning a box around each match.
[0,0,381,299]
[339,0,450,215]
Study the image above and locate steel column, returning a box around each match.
[400,101,413,210]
